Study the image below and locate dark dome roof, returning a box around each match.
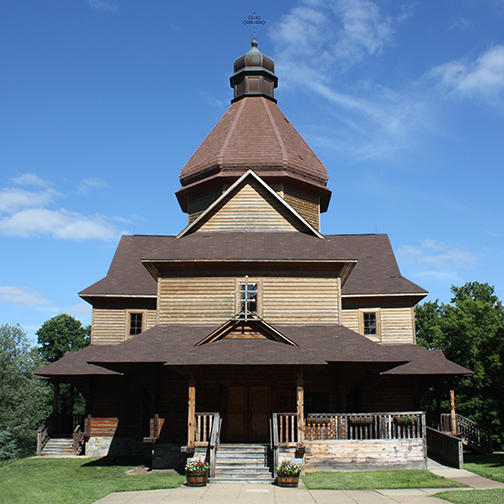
[233,39,275,74]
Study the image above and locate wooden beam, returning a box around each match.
[296,368,305,446]
[187,373,196,448]
[450,389,457,435]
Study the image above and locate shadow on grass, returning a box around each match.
[82,456,146,467]
[465,453,504,468]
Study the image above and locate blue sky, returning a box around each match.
[1,0,504,341]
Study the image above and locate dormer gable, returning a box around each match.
[177,170,323,238]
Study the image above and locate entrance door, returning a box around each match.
[224,386,270,442]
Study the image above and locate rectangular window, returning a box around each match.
[363,312,377,336]
[239,282,258,315]
[129,313,143,336]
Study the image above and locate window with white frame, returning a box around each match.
[237,278,258,318]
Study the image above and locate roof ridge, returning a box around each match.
[262,98,288,168]
[218,100,244,166]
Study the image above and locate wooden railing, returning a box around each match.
[440,413,492,453]
[270,414,280,478]
[271,412,425,446]
[195,412,218,446]
[305,412,425,440]
[208,413,222,478]
[72,423,85,455]
[36,421,50,455]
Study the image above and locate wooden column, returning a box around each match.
[296,368,305,446]
[187,373,196,449]
[53,382,60,414]
[69,385,75,416]
[450,389,457,435]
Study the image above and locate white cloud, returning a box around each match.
[0,286,51,307]
[448,17,472,31]
[77,177,108,194]
[269,1,424,160]
[397,239,477,283]
[0,187,59,213]
[0,208,120,241]
[431,45,504,100]
[87,0,117,12]
[10,173,49,187]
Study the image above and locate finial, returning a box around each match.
[242,11,266,39]
[251,39,258,48]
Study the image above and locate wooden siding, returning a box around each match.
[283,186,320,231]
[158,276,339,324]
[91,308,157,345]
[340,307,415,344]
[187,186,223,224]
[196,181,303,233]
[158,277,236,324]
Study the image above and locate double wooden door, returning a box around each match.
[224,386,270,443]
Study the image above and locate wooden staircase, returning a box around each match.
[440,413,492,453]
[39,436,74,457]
[210,444,273,483]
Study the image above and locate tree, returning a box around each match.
[0,324,51,459]
[37,314,90,364]
[416,282,504,444]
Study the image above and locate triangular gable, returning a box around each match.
[195,316,298,347]
[177,170,323,238]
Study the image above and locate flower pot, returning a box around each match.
[186,472,208,487]
[349,416,374,426]
[393,416,417,426]
[277,474,299,487]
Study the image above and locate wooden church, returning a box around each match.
[36,40,471,479]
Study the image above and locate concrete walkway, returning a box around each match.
[94,461,504,504]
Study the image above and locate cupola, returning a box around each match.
[230,39,278,102]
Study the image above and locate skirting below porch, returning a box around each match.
[304,439,427,471]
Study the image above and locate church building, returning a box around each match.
[36,40,471,479]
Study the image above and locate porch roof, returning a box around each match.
[32,322,472,379]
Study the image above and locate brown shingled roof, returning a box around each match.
[179,96,329,188]
[35,323,472,377]
[79,232,426,299]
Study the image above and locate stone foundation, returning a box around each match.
[85,436,146,459]
[304,439,426,471]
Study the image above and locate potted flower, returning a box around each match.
[276,460,301,487]
[185,459,210,487]
[349,415,374,426]
[393,415,417,426]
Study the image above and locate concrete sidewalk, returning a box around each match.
[94,484,458,504]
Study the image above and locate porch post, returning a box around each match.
[187,372,196,449]
[450,389,457,435]
[53,382,60,414]
[296,368,305,447]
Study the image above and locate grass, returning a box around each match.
[463,452,504,483]
[0,457,184,504]
[436,489,504,504]
[302,469,466,490]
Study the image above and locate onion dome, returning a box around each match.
[230,39,278,102]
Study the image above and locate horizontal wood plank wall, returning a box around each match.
[158,277,236,324]
[158,276,339,324]
[91,309,126,345]
[341,308,414,343]
[187,186,224,224]
[380,308,415,343]
[283,187,320,231]
[262,277,339,322]
[196,181,301,233]
[92,308,157,345]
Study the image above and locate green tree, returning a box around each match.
[0,324,51,459]
[37,314,90,364]
[416,282,504,444]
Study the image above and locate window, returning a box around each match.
[238,281,258,317]
[363,312,376,336]
[359,309,381,340]
[129,312,143,336]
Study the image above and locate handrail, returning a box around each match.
[271,413,279,478]
[72,423,85,456]
[36,422,50,455]
[208,413,221,478]
[440,413,492,453]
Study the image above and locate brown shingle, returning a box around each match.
[79,232,426,299]
[179,97,329,188]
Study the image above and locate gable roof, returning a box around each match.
[79,232,426,300]
[177,170,323,238]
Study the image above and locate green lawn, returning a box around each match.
[302,469,466,490]
[436,489,504,504]
[463,453,504,483]
[0,457,184,504]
